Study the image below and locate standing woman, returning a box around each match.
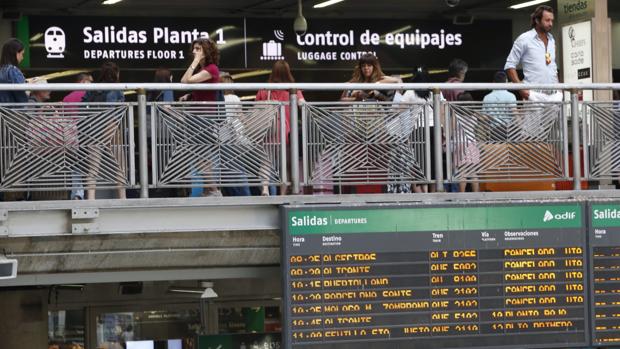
[148,67,174,103]
[0,39,28,201]
[82,61,126,200]
[340,53,398,102]
[340,54,398,194]
[180,38,222,197]
[180,38,220,101]
[0,38,28,103]
[255,60,305,196]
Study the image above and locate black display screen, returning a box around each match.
[282,203,588,349]
[590,203,620,346]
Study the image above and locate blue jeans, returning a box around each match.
[222,185,251,196]
[444,183,459,192]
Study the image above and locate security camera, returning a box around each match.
[446,0,460,7]
[294,15,307,36]
[0,255,17,280]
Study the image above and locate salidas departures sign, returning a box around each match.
[27,16,511,70]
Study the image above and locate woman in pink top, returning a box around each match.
[255,60,304,196]
[180,38,222,197]
[255,60,304,143]
[180,38,220,100]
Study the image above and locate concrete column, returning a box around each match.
[0,289,48,348]
[592,0,612,100]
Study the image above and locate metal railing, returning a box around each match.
[583,101,620,180]
[151,101,287,188]
[0,102,135,192]
[1,82,619,198]
[445,101,569,183]
[302,102,430,186]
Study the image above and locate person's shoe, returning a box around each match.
[206,189,223,197]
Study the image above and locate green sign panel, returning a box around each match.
[590,204,620,227]
[288,204,582,235]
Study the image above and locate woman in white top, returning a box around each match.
[219,72,251,196]
[396,67,442,193]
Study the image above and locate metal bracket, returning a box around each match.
[71,208,100,219]
[0,210,8,236]
[71,223,100,234]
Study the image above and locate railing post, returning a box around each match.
[433,89,444,192]
[137,88,149,198]
[289,89,300,194]
[570,89,581,191]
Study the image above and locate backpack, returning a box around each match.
[82,90,108,103]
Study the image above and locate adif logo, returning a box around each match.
[44,26,65,58]
[260,30,284,61]
[543,210,576,222]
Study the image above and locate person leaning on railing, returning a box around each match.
[340,53,399,102]
[339,53,398,194]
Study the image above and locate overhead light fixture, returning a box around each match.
[102,0,123,5]
[168,287,203,295]
[200,281,218,299]
[30,33,43,42]
[168,281,218,299]
[201,288,218,299]
[232,70,271,80]
[509,0,550,10]
[313,0,345,9]
[294,0,308,35]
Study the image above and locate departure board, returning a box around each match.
[282,203,588,349]
[590,202,620,345]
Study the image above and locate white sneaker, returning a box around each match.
[206,189,223,197]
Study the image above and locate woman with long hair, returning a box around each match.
[340,54,398,194]
[255,60,305,196]
[148,68,174,102]
[394,67,438,193]
[82,61,127,200]
[341,53,398,102]
[180,38,222,197]
[180,38,220,101]
[0,38,28,103]
[83,61,124,102]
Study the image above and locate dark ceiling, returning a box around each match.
[0,0,586,19]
